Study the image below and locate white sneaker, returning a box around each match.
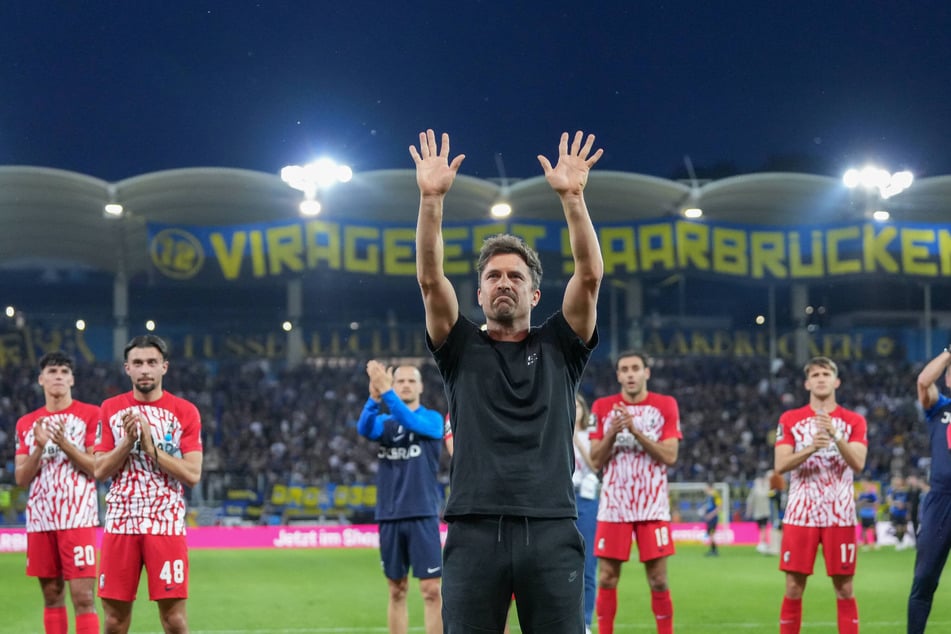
[586,628,593,634]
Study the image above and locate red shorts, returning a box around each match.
[98,533,189,601]
[26,527,98,580]
[594,520,675,562]
[779,524,858,577]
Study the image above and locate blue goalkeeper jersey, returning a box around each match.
[357,390,443,521]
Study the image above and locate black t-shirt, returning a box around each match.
[429,311,597,518]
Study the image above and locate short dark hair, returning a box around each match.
[803,356,838,378]
[476,234,543,291]
[615,349,650,370]
[123,335,169,361]
[39,351,74,371]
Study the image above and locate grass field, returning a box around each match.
[1,544,948,633]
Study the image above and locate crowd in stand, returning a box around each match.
[0,353,930,510]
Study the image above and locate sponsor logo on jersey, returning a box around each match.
[378,445,423,460]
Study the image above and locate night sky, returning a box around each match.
[2,1,950,182]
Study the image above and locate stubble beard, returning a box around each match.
[622,383,644,400]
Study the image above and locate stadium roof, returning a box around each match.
[1,165,949,278]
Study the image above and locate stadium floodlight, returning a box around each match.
[103,184,124,218]
[871,209,890,222]
[842,166,914,199]
[489,154,515,219]
[104,203,124,217]
[299,199,322,216]
[145,319,156,332]
[4,305,15,318]
[75,319,86,331]
[683,207,703,219]
[282,321,293,332]
[490,200,512,218]
[281,157,352,217]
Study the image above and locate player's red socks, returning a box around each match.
[596,587,617,634]
[651,589,674,634]
[780,596,802,634]
[837,597,859,634]
[75,611,100,634]
[43,606,67,634]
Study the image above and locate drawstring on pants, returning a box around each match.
[496,515,532,546]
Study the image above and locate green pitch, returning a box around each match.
[1,545,948,633]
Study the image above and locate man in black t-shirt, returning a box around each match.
[411,129,604,634]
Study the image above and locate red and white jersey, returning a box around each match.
[590,392,681,522]
[15,402,100,532]
[96,391,202,535]
[776,404,868,527]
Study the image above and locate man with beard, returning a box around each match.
[411,129,603,633]
[774,356,867,634]
[589,351,681,634]
[95,335,203,634]
[357,361,444,634]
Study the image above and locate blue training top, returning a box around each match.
[924,393,951,495]
[356,390,444,521]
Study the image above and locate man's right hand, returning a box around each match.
[409,129,465,197]
[33,417,51,448]
[366,360,392,401]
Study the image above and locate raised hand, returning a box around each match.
[409,129,466,197]
[46,419,67,448]
[537,131,604,196]
[33,417,52,447]
[610,404,633,434]
[367,360,393,400]
[812,430,832,450]
[120,409,146,453]
[814,409,835,435]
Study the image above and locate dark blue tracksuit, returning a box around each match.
[908,393,951,633]
[357,389,444,580]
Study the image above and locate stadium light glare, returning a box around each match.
[104,184,124,218]
[843,165,914,199]
[490,201,512,218]
[282,321,293,332]
[871,209,890,222]
[299,199,322,216]
[104,203,124,217]
[281,157,352,217]
[75,319,86,331]
[755,315,766,326]
[145,320,156,332]
[683,207,703,219]
[5,305,14,318]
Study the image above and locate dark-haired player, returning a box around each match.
[95,335,203,634]
[15,352,100,634]
[590,350,681,634]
